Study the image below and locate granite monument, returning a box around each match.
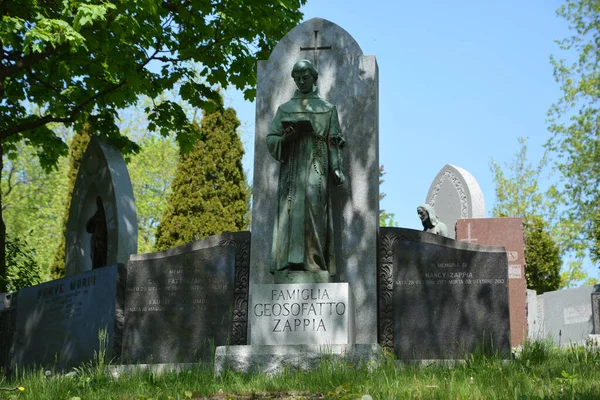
[378,227,511,360]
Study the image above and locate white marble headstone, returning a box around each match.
[426,164,486,238]
[250,18,379,344]
[65,136,137,275]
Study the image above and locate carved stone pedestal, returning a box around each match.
[212,282,379,376]
[249,282,355,345]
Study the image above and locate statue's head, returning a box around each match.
[417,204,441,227]
[291,59,318,94]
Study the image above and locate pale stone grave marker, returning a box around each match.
[593,289,600,334]
[426,164,486,238]
[249,17,379,345]
[542,285,595,345]
[527,289,545,340]
[216,18,382,374]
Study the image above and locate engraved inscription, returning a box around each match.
[563,304,592,325]
[252,288,346,333]
[127,268,230,313]
[35,275,98,323]
[508,264,522,279]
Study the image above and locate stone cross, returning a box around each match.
[299,30,332,67]
[462,223,478,244]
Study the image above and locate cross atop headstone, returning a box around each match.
[300,30,332,67]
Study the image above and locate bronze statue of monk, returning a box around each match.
[267,59,346,279]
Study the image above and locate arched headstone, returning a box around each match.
[425,164,486,238]
[249,18,379,344]
[65,137,137,275]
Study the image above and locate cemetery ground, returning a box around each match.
[0,340,599,399]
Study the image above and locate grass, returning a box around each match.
[1,338,599,400]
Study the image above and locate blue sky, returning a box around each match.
[225,0,598,281]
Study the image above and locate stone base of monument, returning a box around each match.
[213,344,383,376]
[212,282,382,376]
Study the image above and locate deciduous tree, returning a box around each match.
[0,0,306,280]
[128,133,178,254]
[379,165,397,227]
[547,0,600,267]
[2,141,68,282]
[490,138,566,292]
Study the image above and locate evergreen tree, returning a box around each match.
[50,127,91,278]
[154,107,249,250]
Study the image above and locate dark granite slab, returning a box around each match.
[378,228,511,360]
[12,265,124,371]
[122,244,237,363]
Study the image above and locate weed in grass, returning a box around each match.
[516,338,555,366]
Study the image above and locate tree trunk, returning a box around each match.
[0,141,6,291]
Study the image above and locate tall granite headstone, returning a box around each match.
[66,136,137,275]
[456,218,527,346]
[250,17,379,345]
[378,228,511,360]
[12,265,125,370]
[122,232,250,363]
[426,164,486,238]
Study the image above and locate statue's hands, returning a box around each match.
[282,126,296,144]
[333,168,345,185]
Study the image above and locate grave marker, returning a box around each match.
[66,136,137,275]
[456,217,527,346]
[592,290,600,334]
[542,285,595,345]
[12,265,125,370]
[378,227,511,360]
[121,232,250,363]
[426,164,486,238]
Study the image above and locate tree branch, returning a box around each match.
[0,45,65,80]
[2,163,20,199]
[0,47,160,140]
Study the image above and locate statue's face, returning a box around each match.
[417,208,428,222]
[293,70,315,94]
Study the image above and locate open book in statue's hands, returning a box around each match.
[281,118,313,143]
